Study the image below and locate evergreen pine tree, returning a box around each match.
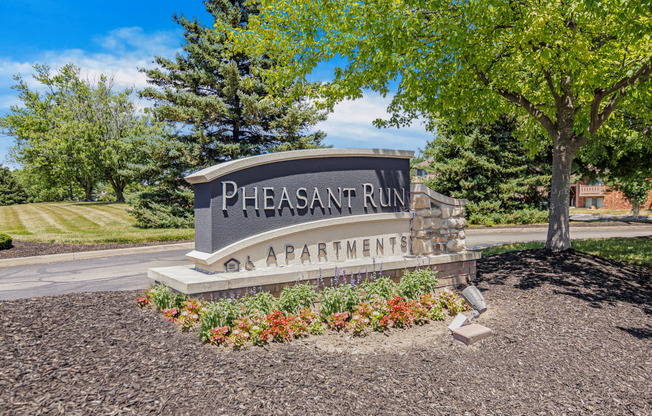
[0,164,29,206]
[140,0,326,175]
[423,116,551,225]
[132,0,327,228]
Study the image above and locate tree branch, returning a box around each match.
[595,57,652,99]
[475,67,556,136]
[543,69,560,108]
[590,57,652,135]
[588,34,617,52]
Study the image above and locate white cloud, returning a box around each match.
[0,29,430,161]
[0,26,182,163]
[318,92,431,153]
[0,26,181,100]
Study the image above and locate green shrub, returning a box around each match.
[359,277,397,301]
[242,291,278,316]
[0,233,12,250]
[429,302,446,321]
[319,284,363,317]
[468,208,548,226]
[128,187,194,228]
[0,165,29,206]
[148,285,174,311]
[398,268,439,300]
[278,283,318,314]
[199,299,244,341]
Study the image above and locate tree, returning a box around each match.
[130,0,328,228]
[139,0,327,177]
[0,164,29,206]
[423,115,550,224]
[235,0,652,250]
[1,64,100,201]
[11,168,74,202]
[607,178,652,219]
[0,64,158,202]
[580,106,652,218]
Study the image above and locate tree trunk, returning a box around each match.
[546,143,575,251]
[632,201,640,220]
[114,187,125,203]
[67,184,73,201]
[84,178,93,202]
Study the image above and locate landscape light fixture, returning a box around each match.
[448,285,488,332]
[462,285,487,322]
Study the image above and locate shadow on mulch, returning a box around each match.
[476,249,652,315]
[1,249,651,415]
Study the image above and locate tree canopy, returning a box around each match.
[234,0,652,250]
[0,64,160,202]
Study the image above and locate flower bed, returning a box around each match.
[139,268,470,350]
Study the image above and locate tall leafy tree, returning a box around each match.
[580,106,652,218]
[423,116,550,223]
[0,164,29,206]
[0,64,158,202]
[139,0,327,178]
[1,64,100,201]
[234,0,652,250]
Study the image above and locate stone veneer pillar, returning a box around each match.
[410,184,468,255]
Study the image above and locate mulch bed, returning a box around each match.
[1,249,650,415]
[0,240,192,260]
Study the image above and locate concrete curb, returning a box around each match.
[0,242,195,269]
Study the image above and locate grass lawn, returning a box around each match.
[0,202,194,244]
[481,237,652,267]
[569,207,652,216]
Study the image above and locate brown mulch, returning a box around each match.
[1,250,651,415]
[0,240,192,260]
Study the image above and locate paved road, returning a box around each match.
[0,250,192,301]
[1,224,651,300]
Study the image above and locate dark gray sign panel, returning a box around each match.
[187,150,412,254]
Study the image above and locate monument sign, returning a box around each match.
[150,149,480,299]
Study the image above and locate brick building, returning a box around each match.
[570,178,652,209]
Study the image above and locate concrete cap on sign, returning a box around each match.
[411,183,467,207]
[185,148,415,184]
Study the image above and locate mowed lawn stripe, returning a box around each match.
[36,204,101,232]
[50,204,111,228]
[1,202,194,243]
[14,204,65,235]
[72,203,134,225]
[0,205,28,234]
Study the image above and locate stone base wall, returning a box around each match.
[171,259,477,301]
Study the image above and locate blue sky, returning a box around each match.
[0,1,431,167]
